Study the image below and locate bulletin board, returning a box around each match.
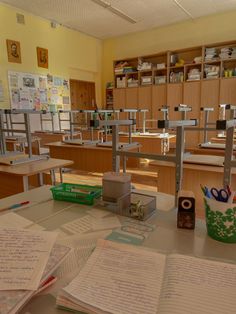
[8,71,71,111]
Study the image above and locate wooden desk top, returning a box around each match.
[149,155,236,174]
[0,158,73,176]
[118,133,176,140]
[46,141,140,151]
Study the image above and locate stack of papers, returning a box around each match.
[205,47,218,61]
[57,239,236,314]
[187,68,201,81]
[0,228,70,314]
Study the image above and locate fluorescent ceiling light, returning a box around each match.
[173,0,194,20]
[91,0,137,24]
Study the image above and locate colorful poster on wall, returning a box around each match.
[8,71,71,110]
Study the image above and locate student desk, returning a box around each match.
[188,146,236,157]
[108,133,176,154]
[46,141,140,172]
[0,158,73,199]
[6,136,41,155]
[150,155,236,211]
[32,131,75,147]
[0,186,235,314]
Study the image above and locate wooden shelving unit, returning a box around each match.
[111,40,236,148]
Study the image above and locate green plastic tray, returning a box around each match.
[50,183,102,205]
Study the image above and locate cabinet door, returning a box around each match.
[125,87,138,109]
[113,88,126,109]
[183,81,201,148]
[201,79,220,141]
[220,78,236,104]
[138,86,152,129]
[152,85,167,120]
[167,83,183,120]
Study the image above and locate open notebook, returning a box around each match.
[57,239,236,314]
[1,243,71,314]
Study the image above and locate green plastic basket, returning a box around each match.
[50,183,102,205]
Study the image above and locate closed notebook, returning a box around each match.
[0,244,71,314]
[57,239,236,314]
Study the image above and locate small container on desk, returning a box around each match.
[204,197,236,243]
[50,183,102,205]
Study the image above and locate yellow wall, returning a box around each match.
[102,10,236,101]
[0,3,102,108]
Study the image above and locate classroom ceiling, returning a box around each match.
[1,0,236,39]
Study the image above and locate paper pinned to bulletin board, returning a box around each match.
[8,71,70,111]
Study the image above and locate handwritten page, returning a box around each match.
[63,239,166,314]
[158,254,236,314]
[61,215,93,234]
[0,228,57,291]
[91,216,121,231]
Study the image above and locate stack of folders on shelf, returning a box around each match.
[57,239,236,314]
[0,228,71,314]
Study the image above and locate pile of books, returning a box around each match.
[187,68,201,81]
[205,47,218,61]
[204,64,220,79]
[219,47,236,59]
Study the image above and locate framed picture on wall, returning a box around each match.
[6,39,22,63]
[37,47,48,68]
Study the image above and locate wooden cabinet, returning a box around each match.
[125,87,138,109]
[219,78,236,104]
[152,85,167,120]
[167,83,183,120]
[201,79,220,140]
[113,88,126,109]
[138,86,152,128]
[183,81,201,147]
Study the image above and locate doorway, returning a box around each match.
[70,79,96,110]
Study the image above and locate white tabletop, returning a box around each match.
[1,186,235,314]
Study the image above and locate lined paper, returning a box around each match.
[63,239,166,314]
[158,254,236,314]
[61,215,93,234]
[0,228,57,291]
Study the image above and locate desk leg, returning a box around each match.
[50,169,56,186]
[23,176,29,191]
[59,168,63,183]
[38,173,44,186]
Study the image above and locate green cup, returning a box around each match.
[204,197,236,243]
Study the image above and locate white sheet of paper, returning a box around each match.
[158,254,236,314]
[0,213,45,231]
[91,216,121,231]
[61,215,93,234]
[63,239,165,314]
[86,208,110,219]
[0,228,57,291]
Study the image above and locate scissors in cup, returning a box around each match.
[210,187,230,202]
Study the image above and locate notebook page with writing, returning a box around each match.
[158,254,236,314]
[62,239,166,314]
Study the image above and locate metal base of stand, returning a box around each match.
[9,154,49,165]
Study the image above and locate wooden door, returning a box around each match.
[167,83,183,120]
[183,81,201,147]
[138,86,152,129]
[70,79,96,110]
[219,78,236,104]
[113,88,126,109]
[201,79,220,141]
[152,85,167,124]
[125,87,138,109]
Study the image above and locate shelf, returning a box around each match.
[203,59,221,64]
[184,62,202,67]
[154,67,167,71]
[126,71,139,75]
[169,65,184,69]
[139,69,153,73]
[222,76,236,80]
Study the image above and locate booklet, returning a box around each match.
[57,239,236,314]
